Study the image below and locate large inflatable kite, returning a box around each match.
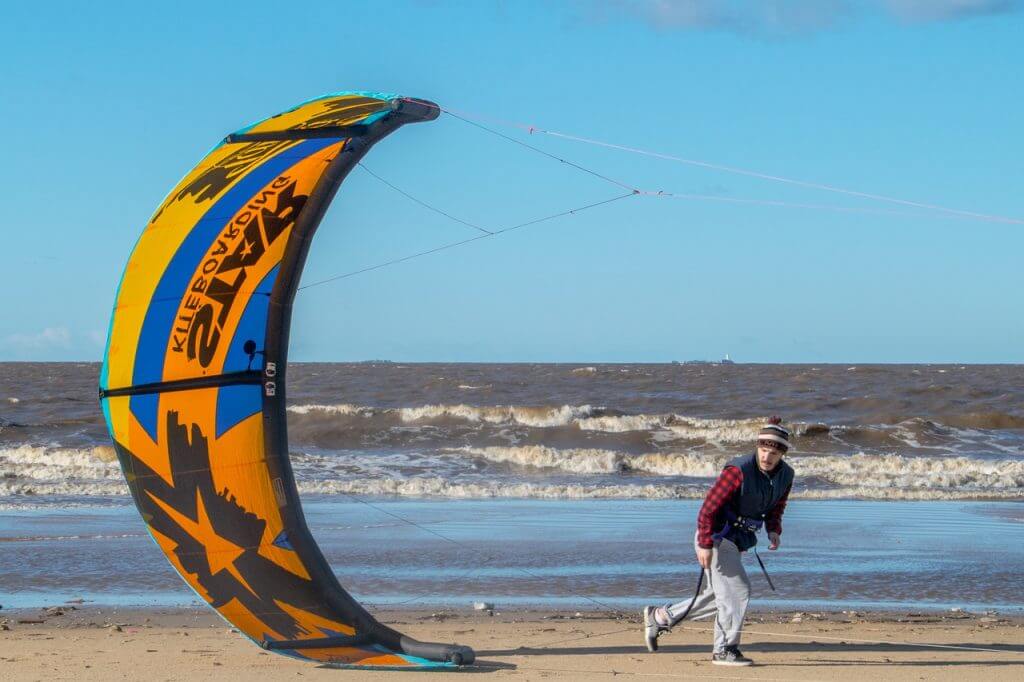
[99,92,474,668]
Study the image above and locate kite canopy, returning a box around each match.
[99,92,473,668]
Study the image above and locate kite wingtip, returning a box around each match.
[391,97,441,123]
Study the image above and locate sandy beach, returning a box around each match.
[2,606,1022,680]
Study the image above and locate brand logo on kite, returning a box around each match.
[169,176,308,367]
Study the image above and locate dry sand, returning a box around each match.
[1,606,1022,681]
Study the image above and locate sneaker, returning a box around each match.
[642,605,668,652]
[711,646,753,666]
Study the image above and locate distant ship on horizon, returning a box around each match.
[674,354,736,366]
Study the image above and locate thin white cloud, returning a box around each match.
[3,326,73,350]
[883,0,1020,22]
[578,0,1019,35]
[577,1,844,35]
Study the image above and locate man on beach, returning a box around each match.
[642,417,794,666]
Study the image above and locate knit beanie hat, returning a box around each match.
[757,416,791,451]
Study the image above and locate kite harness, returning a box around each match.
[713,507,776,592]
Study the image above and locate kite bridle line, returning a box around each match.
[296,190,637,291]
[296,101,1021,293]
[356,162,493,235]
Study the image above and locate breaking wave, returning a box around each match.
[1,445,120,479]
[453,445,723,477]
[451,446,1024,491]
[289,402,600,428]
[295,477,692,499]
[794,452,1024,491]
[293,478,1024,501]
[289,403,802,442]
[5,442,1020,501]
[285,402,1023,461]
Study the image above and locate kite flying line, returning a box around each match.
[298,104,1021,292]
[442,105,1024,226]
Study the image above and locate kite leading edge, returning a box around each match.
[99,92,474,669]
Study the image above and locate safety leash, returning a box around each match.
[753,548,776,591]
[667,568,705,627]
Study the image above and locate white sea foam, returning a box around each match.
[0,445,126,496]
[0,481,129,496]
[577,413,768,442]
[288,403,376,417]
[452,445,724,477]
[0,532,145,542]
[663,416,764,442]
[791,452,1024,491]
[3,475,1022,502]
[576,414,666,433]
[0,445,121,480]
[453,445,631,474]
[289,401,772,441]
[290,477,1024,501]
[3,442,1021,501]
[451,445,1024,492]
[398,404,597,427]
[289,402,1014,457]
[293,476,691,499]
[794,487,1024,501]
[289,402,599,428]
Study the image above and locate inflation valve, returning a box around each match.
[243,339,264,371]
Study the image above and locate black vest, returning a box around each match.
[716,453,794,551]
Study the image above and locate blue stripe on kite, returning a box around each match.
[272,530,294,551]
[130,393,159,437]
[130,138,338,441]
[215,265,279,437]
[214,384,262,439]
[221,264,278,375]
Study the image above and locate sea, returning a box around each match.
[1,362,1022,612]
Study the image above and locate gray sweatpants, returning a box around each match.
[664,533,751,653]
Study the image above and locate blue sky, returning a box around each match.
[1,0,1021,363]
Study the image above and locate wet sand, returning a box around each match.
[5,500,1024,613]
[2,606,1022,680]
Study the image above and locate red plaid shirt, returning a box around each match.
[696,465,791,548]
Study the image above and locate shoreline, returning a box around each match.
[5,492,1024,506]
[2,603,1020,623]
[2,605,1021,680]
[4,499,1024,614]
[4,597,1024,616]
